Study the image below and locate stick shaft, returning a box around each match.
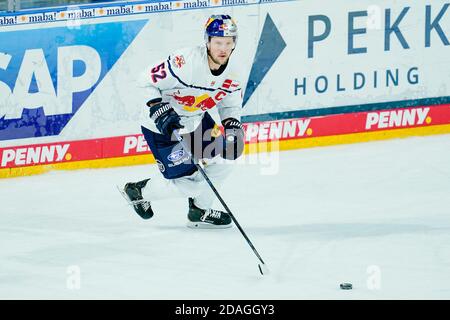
[173,131,266,265]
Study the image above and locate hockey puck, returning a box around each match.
[340,283,352,290]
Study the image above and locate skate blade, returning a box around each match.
[186,221,232,229]
[116,185,147,206]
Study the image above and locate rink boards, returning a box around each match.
[1,0,449,177]
[2,102,450,178]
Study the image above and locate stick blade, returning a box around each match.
[258,263,270,276]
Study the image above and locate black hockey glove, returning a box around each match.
[149,101,184,136]
[221,118,244,160]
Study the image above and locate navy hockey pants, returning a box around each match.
[142,113,223,180]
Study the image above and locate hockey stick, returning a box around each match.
[173,130,269,276]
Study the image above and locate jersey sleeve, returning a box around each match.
[217,73,243,122]
[137,50,192,104]
[218,90,242,122]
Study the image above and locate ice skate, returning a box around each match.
[187,198,232,229]
[122,179,154,219]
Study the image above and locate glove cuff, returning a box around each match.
[222,118,243,130]
[149,103,172,121]
[146,97,162,107]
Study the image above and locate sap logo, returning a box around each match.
[0,20,147,141]
[365,107,430,130]
[1,144,70,167]
[167,149,185,162]
[0,46,100,120]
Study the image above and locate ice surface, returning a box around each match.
[1,134,450,299]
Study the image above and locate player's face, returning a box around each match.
[207,36,235,66]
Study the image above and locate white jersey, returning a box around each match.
[138,45,243,134]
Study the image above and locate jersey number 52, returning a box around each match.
[150,63,167,83]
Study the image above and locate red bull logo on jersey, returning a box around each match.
[170,91,227,112]
[169,79,238,112]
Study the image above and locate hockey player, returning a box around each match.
[122,15,245,228]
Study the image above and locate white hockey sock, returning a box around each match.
[191,158,234,209]
[140,157,234,208]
